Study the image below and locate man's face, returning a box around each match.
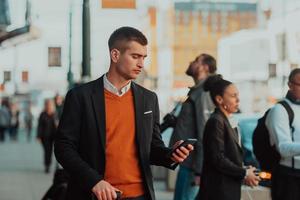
[186,57,201,77]
[45,100,55,114]
[55,95,63,105]
[185,56,208,79]
[289,73,300,100]
[114,41,147,80]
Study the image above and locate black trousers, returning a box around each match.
[9,127,18,141]
[0,127,5,142]
[272,165,300,200]
[41,138,53,167]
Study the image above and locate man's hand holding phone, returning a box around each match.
[170,139,196,163]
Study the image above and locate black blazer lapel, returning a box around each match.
[132,82,144,154]
[223,118,242,150]
[228,125,242,150]
[91,76,106,152]
[217,109,242,150]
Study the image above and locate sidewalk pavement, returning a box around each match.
[0,132,273,200]
[0,132,173,200]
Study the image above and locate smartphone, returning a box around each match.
[169,138,197,157]
[116,191,121,199]
[254,169,271,180]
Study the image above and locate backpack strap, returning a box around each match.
[278,101,294,131]
[278,100,295,168]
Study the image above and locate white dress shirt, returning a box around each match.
[103,74,131,96]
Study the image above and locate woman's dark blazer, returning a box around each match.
[198,108,246,200]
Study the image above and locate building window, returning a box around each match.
[48,47,61,67]
[269,63,276,78]
[22,71,29,82]
[211,12,218,35]
[192,11,199,43]
[201,11,209,35]
[276,34,286,61]
[221,11,228,34]
[175,10,181,25]
[3,71,11,82]
[183,11,190,26]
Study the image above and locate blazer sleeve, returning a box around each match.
[149,93,177,169]
[54,89,102,192]
[205,117,246,179]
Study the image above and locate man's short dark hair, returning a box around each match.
[288,68,300,83]
[198,53,217,74]
[108,26,148,52]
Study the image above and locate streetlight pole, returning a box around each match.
[82,0,91,82]
[67,0,74,89]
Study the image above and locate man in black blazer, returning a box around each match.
[54,26,193,200]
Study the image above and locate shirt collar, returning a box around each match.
[103,74,131,96]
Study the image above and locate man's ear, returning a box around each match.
[110,49,120,63]
[288,81,292,89]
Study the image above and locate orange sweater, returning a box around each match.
[104,89,145,198]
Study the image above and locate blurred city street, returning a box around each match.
[0,131,273,200]
[0,137,53,200]
[1,0,300,199]
[0,132,173,200]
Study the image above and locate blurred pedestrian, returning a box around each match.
[24,101,33,142]
[8,102,20,141]
[54,94,64,121]
[42,94,69,199]
[37,99,57,173]
[266,68,300,200]
[0,98,11,142]
[54,26,193,200]
[169,53,216,200]
[197,75,260,200]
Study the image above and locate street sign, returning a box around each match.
[101,0,136,9]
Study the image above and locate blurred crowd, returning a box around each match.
[0,94,64,171]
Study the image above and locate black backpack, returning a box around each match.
[160,102,182,133]
[252,101,294,172]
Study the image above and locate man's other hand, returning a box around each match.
[171,140,194,163]
[92,180,121,200]
[244,166,260,187]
